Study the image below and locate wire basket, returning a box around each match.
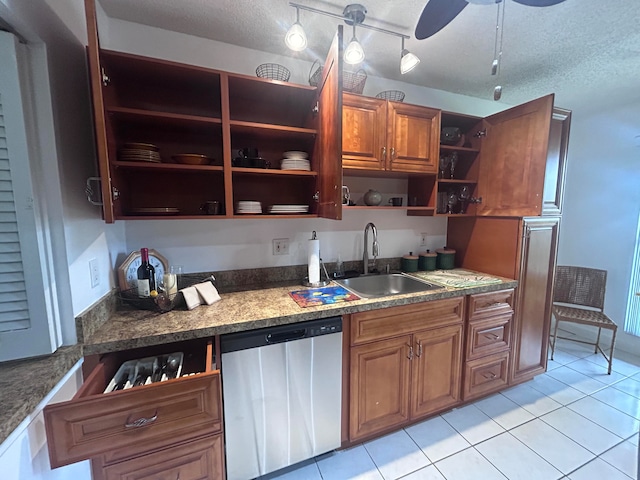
[256,63,291,82]
[308,61,367,94]
[118,288,180,313]
[375,90,406,102]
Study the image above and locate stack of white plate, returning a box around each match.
[281,151,310,171]
[236,201,262,214]
[269,204,309,214]
[119,142,161,163]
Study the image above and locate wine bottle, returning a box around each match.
[137,247,156,298]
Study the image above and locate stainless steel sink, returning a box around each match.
[335,273,442,299]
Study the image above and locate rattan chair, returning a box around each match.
[550,266,618,374]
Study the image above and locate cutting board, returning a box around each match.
[410,269,503,288]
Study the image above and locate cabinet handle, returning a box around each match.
[390,147,396,160]
[416,341,423,357]
[483,333,500,340]
[381,146,387,160]
[407,344,414,360]
[482,372,497,379]
[125,410,158,428]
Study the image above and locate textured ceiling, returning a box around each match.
[97,0,640,108]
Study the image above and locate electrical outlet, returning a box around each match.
[89,258,100,287]
[272,238,290,255]
[420,233,428,247]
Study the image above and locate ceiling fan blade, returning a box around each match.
[415,0,469,40]
[512,0,567,6]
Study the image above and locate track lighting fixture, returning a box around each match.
[400,37,420,74]
[286,3,420,74]
[285,6,307,51]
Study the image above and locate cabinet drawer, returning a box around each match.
[466,313,512,360]
[102,434,224,480]
[44,339,222,468]
[468,289,514,320]
[463,351,510,401]
[351,297,464,345]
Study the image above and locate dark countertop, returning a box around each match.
[0,269,517,446]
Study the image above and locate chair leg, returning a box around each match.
[550,317,560,361]
[608,328,617,375]
[595,327,602,354]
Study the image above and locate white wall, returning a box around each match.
[0,361,91,479]
[557,100,640,354]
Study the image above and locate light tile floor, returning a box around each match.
[261,338,640,480]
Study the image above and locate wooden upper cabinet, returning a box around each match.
[85,0,114,223]
[387,102,440,173]
[542,107,571,216]
[342,93,440,174]
[475,94,554,217]
[342,95,387,170]
[315,26,344,220]
[83,0,342,223]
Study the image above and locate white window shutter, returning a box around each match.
[0,32,57,360]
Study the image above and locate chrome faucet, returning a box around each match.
[363,222,379,275]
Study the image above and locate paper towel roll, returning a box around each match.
[308,238,320,284]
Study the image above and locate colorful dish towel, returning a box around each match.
[410,269,503,288]
[290,285,360,308]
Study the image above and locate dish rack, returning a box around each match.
[308,61,366,94]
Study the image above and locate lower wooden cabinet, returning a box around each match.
[463,290,514,401]
[100,434,224,480]
[411,325,463,418]
[348,298,464,442]
[350,336,412,440]
[510,217,560,384]
[43,338,225,480]
[463,351,510,400]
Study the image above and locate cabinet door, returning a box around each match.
[350,336,411,442]
[542,108,571,216]
[387,102,440,173]
[511,216,560,384]
[342,93,387,170]
[315,26,344,220]
[411,325,462,419]
[476,94,554,216]
[84,0,115,223]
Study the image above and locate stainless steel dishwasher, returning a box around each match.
[221,316,343,480]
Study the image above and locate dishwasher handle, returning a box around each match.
[266,328,306,344]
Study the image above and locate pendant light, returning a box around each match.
[285,6,307,52]
[344,24,365,65]
[400,37,420,74]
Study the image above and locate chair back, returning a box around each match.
[553,266,607,311]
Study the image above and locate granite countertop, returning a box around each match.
[0,345,82,446]
[0,267,516,447]
[83,272,518,355]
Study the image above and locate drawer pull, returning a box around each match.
[486,302,504,308]
[125,410,158,429]
[482,372,497,380]
[483,333,500,340]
